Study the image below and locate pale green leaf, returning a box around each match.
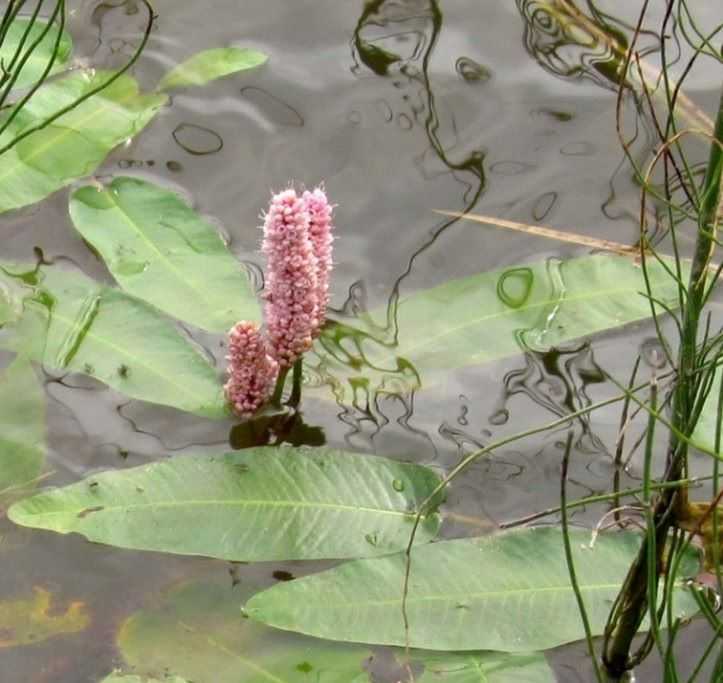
[70,177,260,332]
[157,47,268,91]
[0,263,226,418]
[0,356,44,504]
[118,581,370,683]
[8,446,442,560]
[309,254,683,398]
[0,17,73,90]
[0,70,166,214]
[100,674,188,683]
[245,527,700,651]
[416,651,555,683]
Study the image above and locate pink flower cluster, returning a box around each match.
[224,321,279,417]
[224,186,334,417]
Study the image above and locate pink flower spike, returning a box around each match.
[303,187,334,338]
[262,188,319,367]
[224,321,279,417]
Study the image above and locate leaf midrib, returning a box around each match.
[261,579,643,610]
[22,497,432,521]
[178,621,287,683]
[97,185,224,327]
[382,279,662,365]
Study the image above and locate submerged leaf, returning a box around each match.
[70,177,260,332]
[157,47,268,91]
[0,17,73,90]
[0,264,226,418]
[245,527,700,651]
[693,367,723,456]
[416,651,555,683]
[0,586,89,648]
[0,356,45,505]
[310,254,683,399]
[0,70,166,214]
[8,447,442,561]
[117,581,370,683]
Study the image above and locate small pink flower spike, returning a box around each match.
[303,186,334,338]
[262,188,319,367]
[224,321,279,417]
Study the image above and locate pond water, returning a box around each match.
[0,1,721,682]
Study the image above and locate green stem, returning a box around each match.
[288,358,303,408]
[560,431,606,683]
[602,87,723,679]
[270,366,290,407]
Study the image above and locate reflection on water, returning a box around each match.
[308,0,487,440]
[517,0,635,90]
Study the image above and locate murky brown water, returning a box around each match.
[1,1,721,681]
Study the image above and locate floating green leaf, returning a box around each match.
[310,255,683,398]
[70,177,260,333]
[0,264,226,418]
[0,356,45,505]
[8,447,442,561]
[246,527,700,652]
[415,651,555,683]
[0,18,73,90]
[117,581,370,683]
[0,70,166,214]
[157,47,268,91]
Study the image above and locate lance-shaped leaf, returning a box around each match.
[415,652,555,683]
[310,254,683,397]
[8,447,443,561]
[0,17,73,90]
[157,47,268,91]
[0,356,45,505]
[245,527,700,652]
[117,581,370,683]
[70,177,260,332]
[0,70,166,214]
[0,264,226,418]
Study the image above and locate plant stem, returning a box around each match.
[288,358,303,408]
[602,88,723,679]
[560,431,605,683]
[270,366,290,407]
